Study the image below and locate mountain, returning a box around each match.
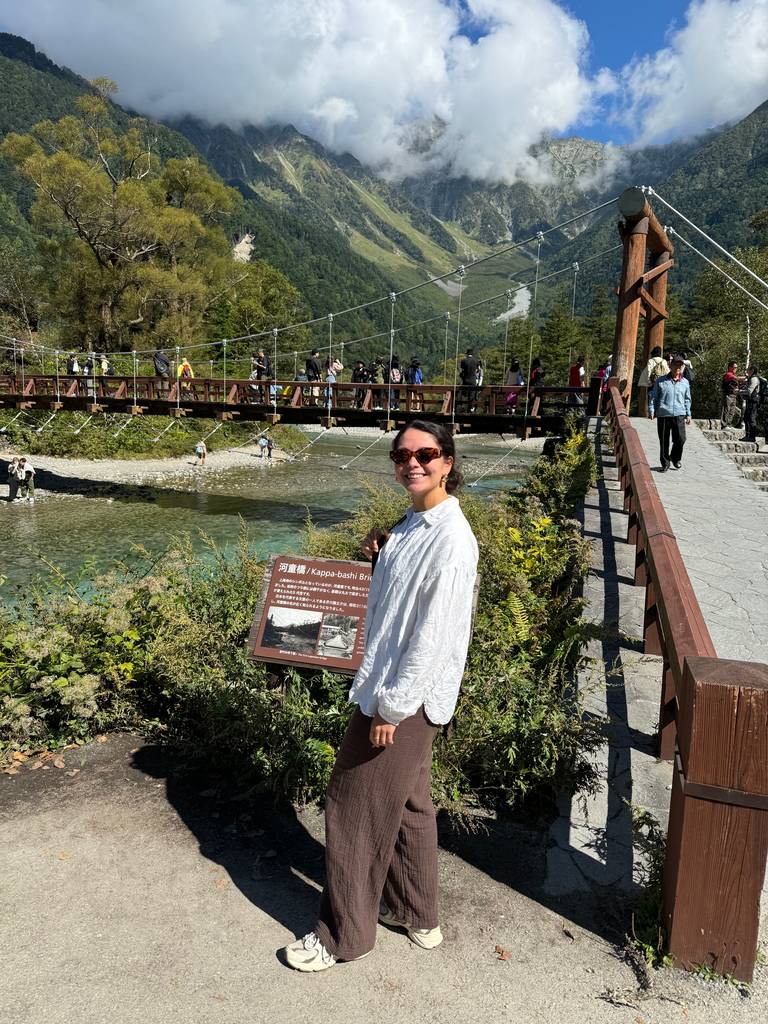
[551,97,768,309]
[2,31,766,369]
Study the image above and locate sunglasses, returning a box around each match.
[389,446,443,466]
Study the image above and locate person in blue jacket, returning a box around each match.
[648,353,692,472]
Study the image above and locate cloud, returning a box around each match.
[621,0,768,142]
[0,0,606,181]
[2,0,765,182]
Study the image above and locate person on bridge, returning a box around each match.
[351,360,369,408]
[568,355,585,406]
[505,359,524,411]
[459,347,478,411]
[529,357,545,389]
[283,420,478,973]
[252,349,272,403]
[306,350,321,405]
[177,358,194,392]
[66,352,80,375]
[721,360,745,429]
[648,354,692,472]
[153,349,171,393]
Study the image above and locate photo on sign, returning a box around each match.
[316,613,360,660]
[261,606,322,655]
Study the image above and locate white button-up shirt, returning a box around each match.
[349,495,479,726]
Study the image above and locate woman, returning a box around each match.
[504,358,525,411]
[284,421,478,972]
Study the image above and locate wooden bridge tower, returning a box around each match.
[612,187,675,413]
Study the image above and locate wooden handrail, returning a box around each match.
[605,381,768,982]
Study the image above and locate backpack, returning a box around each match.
[412,366,423,385]
[648,357,666,386]
[390,366,401,384]
[758,376,768,405]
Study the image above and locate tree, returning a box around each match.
[538,301,580,383]
[0,82,305,352]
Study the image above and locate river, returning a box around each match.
[2,433,539,593]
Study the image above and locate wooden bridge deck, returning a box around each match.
[0,375,600,436]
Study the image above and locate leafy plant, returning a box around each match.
[2,424,604,812]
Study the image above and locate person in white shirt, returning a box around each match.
[284,421,478,973]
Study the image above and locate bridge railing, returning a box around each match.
[0,374,599,420]
[604,380,768,981]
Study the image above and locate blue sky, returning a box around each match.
[565,0,691,71]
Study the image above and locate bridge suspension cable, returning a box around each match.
[644,187,768,293]
[667,228,768,314]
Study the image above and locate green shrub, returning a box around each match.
[1,424,603,811]
[0,409,305,459]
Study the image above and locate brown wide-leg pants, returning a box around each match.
[315,706,439,961]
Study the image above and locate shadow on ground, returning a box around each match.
[132,742,633,950]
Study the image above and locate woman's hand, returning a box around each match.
[361,528,389,561]
[370,714,397,747]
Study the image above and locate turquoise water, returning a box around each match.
[2,434,536,593]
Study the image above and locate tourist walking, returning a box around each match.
[194,439,207,466]
[7,457,21,501]
[153,349,171,392]
[252,349,271,402]
[388,356,402,411]
[351,360,369,408]
[459,348,478,411]
[504,359,524,411]
[529,358,545,388]
[66,352,80,375]
[17,456,35,502]
[371,357,386,410]
[266,437,274,461]
[638,346,669,390]
[306,350,321,404]
[648,354,691,472]
[283,420,478,972]
[258,436,269,458]
[721,360,744,428]
[567,355,585,406]
[406,357,423,410]
[743,365,763,443]
[177,358,194,392]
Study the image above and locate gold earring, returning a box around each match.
[440,474,448,487]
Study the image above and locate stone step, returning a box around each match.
[702,428,748,442]
[740,466,768,481]
[710,440,759,453]
[730,452,768,466]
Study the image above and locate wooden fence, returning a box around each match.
[605,381,768,981]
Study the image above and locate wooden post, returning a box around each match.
[612,216,648,407]
[612,188,674,410]
[663,656,768,981]
[638,250,673,416]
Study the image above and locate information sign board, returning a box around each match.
[248,555,371,673]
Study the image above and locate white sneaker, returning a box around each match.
[283,931,370,972]
[378,903,443,949]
